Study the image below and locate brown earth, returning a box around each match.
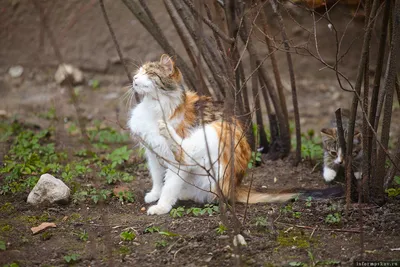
[1,0,400,266]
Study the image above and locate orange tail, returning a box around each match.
[235,185,299,204]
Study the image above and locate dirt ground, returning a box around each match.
[1,1,400,266]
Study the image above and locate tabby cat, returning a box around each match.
[321,110,363,182]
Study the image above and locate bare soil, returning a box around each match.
[1,1,400,266]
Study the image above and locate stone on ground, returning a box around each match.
[54,64,83,86]
[27,174,70,205]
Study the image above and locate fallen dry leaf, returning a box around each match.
[62,216,68,222]
[31,222,57,235]
[113,186,129,197]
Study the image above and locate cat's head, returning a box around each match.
[133,54,183,98]
[321,128,362,165]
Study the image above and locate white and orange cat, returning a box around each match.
[128,55,311,215]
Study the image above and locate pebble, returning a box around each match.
[8,65,24,78]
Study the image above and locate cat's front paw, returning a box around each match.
[323,167,337,182]
[144,191,161,203]
[354,172,362,179]
[147,203,172,215]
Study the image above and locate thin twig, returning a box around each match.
[99,0,139,102]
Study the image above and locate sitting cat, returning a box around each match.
[321,110,363,183]
[129,54,342,215]
[128,55,300,215]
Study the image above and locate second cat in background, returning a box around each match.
[321,109,363,183]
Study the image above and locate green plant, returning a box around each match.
[120,230,136,241]
[144,226,160,233]
[216,223,227,235]
[305,196,313,207]
[248,151,262,169]
[89,188,112,204]
[0,240,6,250]
[64,253,80,264]
[255,216,268,227]
[325,213,341,225]
[186,204,219,216]
[89,79,100,89]
[170,206,185,218]
[155,240,168,248]
[3,263,19,267]
[77,230,88,242]
[117,190,135,203]
[106,146,132,168]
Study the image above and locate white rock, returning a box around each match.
[8,66,24,78]
[27,174,70,205]
[54,64,83,85]
[233,234,247,247]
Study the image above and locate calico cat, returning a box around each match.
[128,55,298,215]
[321,110,363,182]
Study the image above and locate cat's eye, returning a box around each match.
[330,151,337,157]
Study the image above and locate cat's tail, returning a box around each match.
[235,185,344,204]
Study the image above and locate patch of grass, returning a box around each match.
[3,263,19,267]
[0,202,14,213]
[277,230,310,249]
[0,224,13,232]
[118,245,131,255]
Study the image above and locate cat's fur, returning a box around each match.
[321,110,363,183]
[128,55,297,215]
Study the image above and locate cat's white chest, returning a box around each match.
[128,101,160,138]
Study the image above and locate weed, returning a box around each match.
[89,79,100,89]
[64,253,80,264]
[248,151,262,169]
[118,245,131,255]
[3,263,19,267]
[76,230,88,242]
[386,176,400,197]
[305,196,313,207]
[255,216,268,228]
[117,190,134,203]
[170,206,185,218]
[216,223,227,235]
[186,204,219,216]
[0,240,6,250]
[120,230,136,241]
[155,240,168,248]
[106,146,132,168]
[144,226,160,233]
[325,213,341,225]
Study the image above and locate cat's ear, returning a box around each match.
[321,128,336,144]
[353,130,362,144]
[160,54,175,75]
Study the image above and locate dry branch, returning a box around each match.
[121,0,198,90]
[345,0,380,210]
[269,0,301,165]
[374,0,400,203]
